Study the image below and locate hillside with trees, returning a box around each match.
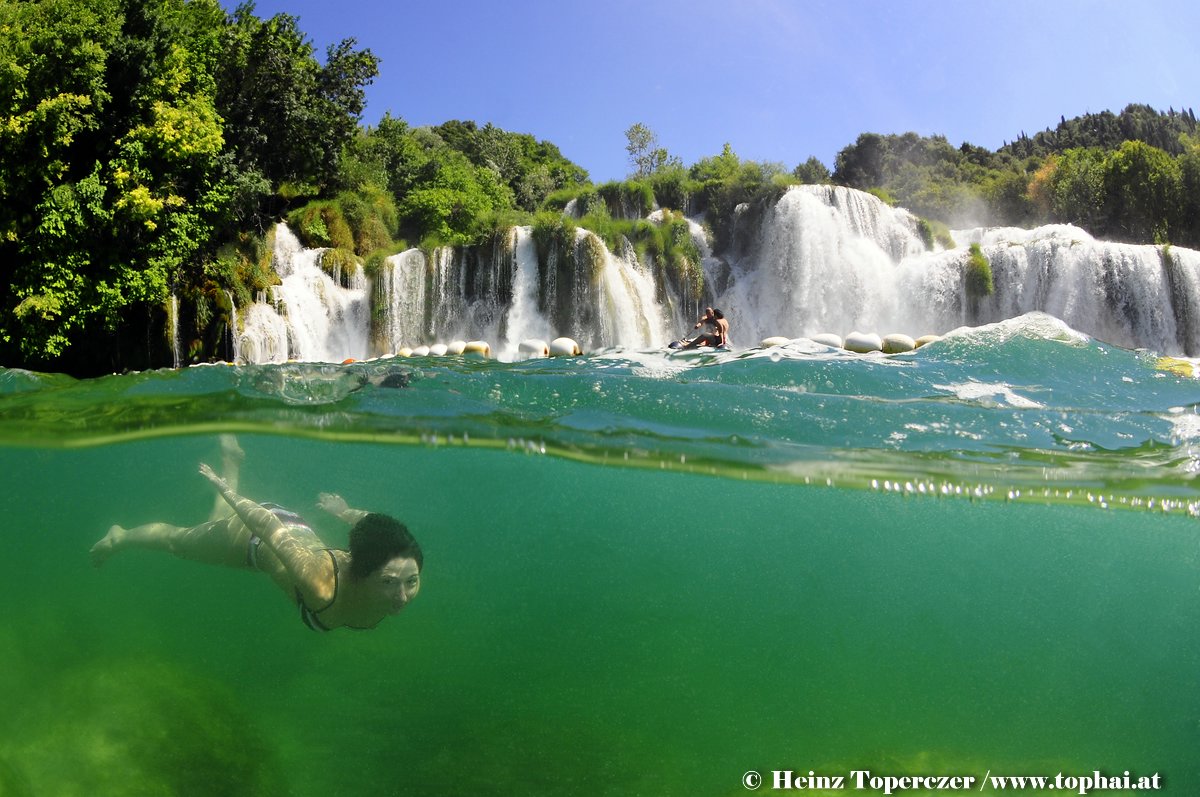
[2,0,1198,376]
[831,104,1200,245]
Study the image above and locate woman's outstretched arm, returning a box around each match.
[318,492,370,526]
[199,464,335,603]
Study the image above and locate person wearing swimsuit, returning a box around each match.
[683,307,730,349]
[90,436,422,632]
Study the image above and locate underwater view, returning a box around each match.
[1,313,1197,796]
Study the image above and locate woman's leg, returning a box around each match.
[90,514,254,569]
[208,434,244,522]
[92,436,252,568]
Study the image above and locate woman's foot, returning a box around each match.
[90,525,126,567]
[219,434,245,468]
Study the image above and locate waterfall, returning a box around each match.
[716,185,926,345]
[943,227,1191,353]
[234,224,370,364]
[587,231,670,349]
[502,227,554,354]
[237,294,290,364]
[168,294,181,368]
[225,290,242,364]
[427,246,467,342]
[221,199,1200,364]
[377,249,428,352]
[708,186,1200,355]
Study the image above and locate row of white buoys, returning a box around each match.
[382,336,583,360]
[515,337,582,358]
[759,332,942,354]
[392,340,492,358]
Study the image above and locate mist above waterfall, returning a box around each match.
[230,189,1200,363]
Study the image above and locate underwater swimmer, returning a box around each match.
[90,436,422,631]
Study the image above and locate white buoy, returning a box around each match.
[518,339,550,359]
[914,334,941,348]
[428,343,449,356]
[464,340,491,357]
[760,336,790,348]
[411,345,431,357]
[810,333,843,348]
[446,340,467,355]
[843,331,882,353]
[549,337,582,356]
[396,347,413,358]
[881,333,916,354]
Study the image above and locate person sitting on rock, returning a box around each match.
[683,307,730,349]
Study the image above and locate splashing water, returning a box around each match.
[229,191,1200,364]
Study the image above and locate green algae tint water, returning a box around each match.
[3,316,1199,795]
[1,435,1196,796]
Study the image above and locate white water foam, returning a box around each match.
[502,227,554,356]
[236,224,370,364]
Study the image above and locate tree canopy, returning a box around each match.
[830,104,1200,243]
[2,0,1196,375]
[0,0,380,371]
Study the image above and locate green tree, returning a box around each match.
[1048,148,1106,232]
[625,122,672,178]
[1176,136,1200,247]
[397,150,513,244]
[215,4,377,192]
[0,0,377,372]
[833,132,887,188]
[1103,141,1181,243]
[792,156,831,184]
[0,0,234,368]
[428,120,586,211]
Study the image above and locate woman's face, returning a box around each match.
[373,556,421,613]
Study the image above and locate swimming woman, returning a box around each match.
[90,437,422,631]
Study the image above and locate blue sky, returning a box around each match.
[223,0,1200,183]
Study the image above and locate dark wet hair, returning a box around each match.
[713,308,724,319]
[348,513,423,580]
[378,370,411,389]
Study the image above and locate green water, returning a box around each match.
[2,317,1199,794]
[1,436,1196,796]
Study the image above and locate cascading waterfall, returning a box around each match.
[502,227,554,353]
[237,224,370,363]
[224,290,243,364]
[376,248,428,354]
[427,246,468,343]
[943,227,1200,354]
[225,191,1200,364]
[715,185,928,345]
[168,294,181,368]
[238,294,289,364]
[712,186,1200,355]
[590,230,671,349]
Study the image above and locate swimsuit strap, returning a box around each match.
[246,534,263,569]
[297,549,341,632]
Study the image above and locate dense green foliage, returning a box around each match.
[0,0,587,373]
[1001,104,1198,158]
[0,0,379,372]
[2,1,1196,375]
[832,104,1200,246]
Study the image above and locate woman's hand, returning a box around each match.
[318,492,349,517]
[199,462,228,491]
